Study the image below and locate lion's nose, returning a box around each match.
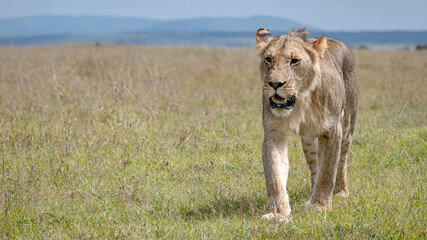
[268,81,285,90]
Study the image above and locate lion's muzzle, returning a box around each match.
[270,94,296,109]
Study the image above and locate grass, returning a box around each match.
[0,45,426,239]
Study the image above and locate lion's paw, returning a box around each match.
[261,213,291,222]
[333,189,349,197]
[304,199,331,211]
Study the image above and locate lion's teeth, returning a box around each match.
[272,97,287,104]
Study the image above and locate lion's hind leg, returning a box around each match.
[309,123,342,209]
[334,112,354,197]
[301,136,319,197]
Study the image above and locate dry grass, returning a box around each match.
[0,45,426,239]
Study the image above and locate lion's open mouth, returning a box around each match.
[270,94,296,109]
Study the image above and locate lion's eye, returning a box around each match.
[290,58,300,65]
[264,56,272,65]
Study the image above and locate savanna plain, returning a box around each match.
[0,45,425,239]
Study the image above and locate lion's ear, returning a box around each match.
[313,35,328,58]
[256,28,273,56]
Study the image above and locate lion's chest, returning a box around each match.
[297,123,322,137]
[289,104,331,137]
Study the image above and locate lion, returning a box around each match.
[255,28,360,222]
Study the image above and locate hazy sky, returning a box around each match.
[1,0,426,31]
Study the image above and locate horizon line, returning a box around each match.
[1,14,427,32]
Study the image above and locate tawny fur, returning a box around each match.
[256,28,360,222]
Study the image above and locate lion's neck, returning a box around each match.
[288,80,330,135]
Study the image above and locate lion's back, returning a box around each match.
[325,38,360,133]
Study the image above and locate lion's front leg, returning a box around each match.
[261,130,291,222]
[309,123,342,209]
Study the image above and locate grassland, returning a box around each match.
[0,45,426,239]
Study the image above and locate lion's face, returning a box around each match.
[261,39,313,115]
[256,28,327,117]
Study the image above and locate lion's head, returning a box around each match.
[256,28,327,117]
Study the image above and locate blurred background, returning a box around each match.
[1,0,426,48]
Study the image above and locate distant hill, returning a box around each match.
[148,16,319,33]
[0,15,316,37]
[0,15,426,48]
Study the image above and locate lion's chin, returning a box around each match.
[270,107,293,117]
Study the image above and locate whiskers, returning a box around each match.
[263,84,295,98]
[263,85,275,96]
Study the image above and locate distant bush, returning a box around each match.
[415,44,427,50]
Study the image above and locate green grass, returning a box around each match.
[0,45,426,239]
